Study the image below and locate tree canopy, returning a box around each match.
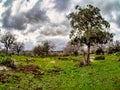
[67,5,113,65]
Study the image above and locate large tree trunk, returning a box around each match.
[84,44,90,66]
[17,51,20,55]
[6,47,8,55]
[86,44,90,64]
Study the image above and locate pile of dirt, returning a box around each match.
[12,65,44,78]
[13,65,40,74]
[20,65,39,73]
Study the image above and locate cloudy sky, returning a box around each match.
[0,0,120,50]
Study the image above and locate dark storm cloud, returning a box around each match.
[102,1,120,28]
[1,0,48,30]
[99,0,120,28]
[0,0,2,3]
[26,0,30,2]
[2,8,11,27]
[54,0,71,12]
[2,8,27,30]
[3,0,14,7]
[101,1,120,13]
[25,1,48,24]
[116,16,120,27]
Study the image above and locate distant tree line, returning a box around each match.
[0,31,120,57]
[0,31,55,56]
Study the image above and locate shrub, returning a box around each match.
[79,61,84,67]
[0,53,6,58]
[94,55,105,60]
[0,57,4,64]
[115,52,120,57]
[1,57,16,68]
[95,48,104,55]
[115,52,120,61]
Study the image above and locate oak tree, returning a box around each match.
[67,5,113,65]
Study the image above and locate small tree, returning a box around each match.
[12,42,24,55]
[63,41,80,56]
[42,40,55,56]
[33,40,54,56]
[33,45,44,56]
[1,32,16,54]
[67,5,113,65]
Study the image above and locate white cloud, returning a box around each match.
[46,9,66,24]
[11,0,21,16]
[20,0,39,12]
[11,0,40,16]
[40,0,55,10]
[110,22,120,41]
[12,29,41,50]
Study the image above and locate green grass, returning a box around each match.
[0,54,120,90]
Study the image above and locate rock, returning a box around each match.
[50,61,55,64]
[0,66,8,71]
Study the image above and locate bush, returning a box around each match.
[0,57,4,64]
[95,48,104,55]
[0,53,6,57]
[1,57,16,68]
[94,55,105,60]
[115,52,120,61]
[115,52,120,57]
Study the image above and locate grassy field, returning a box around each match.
[0,54,120,90]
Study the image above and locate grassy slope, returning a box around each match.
[0,55,120,90]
